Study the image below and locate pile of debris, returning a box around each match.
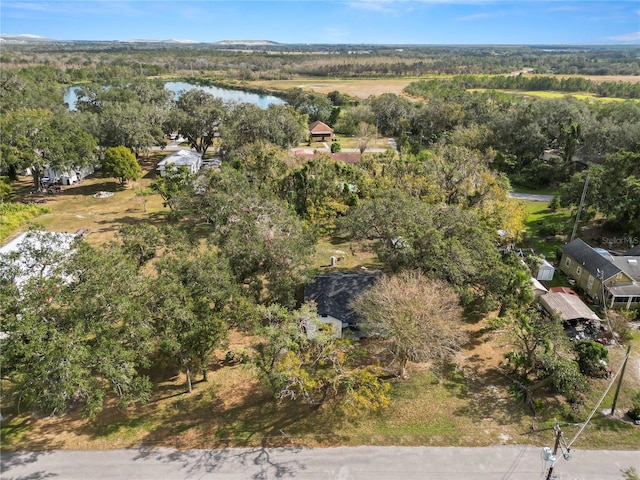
[93,191,114,199]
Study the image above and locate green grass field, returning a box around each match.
[521,200,573,259]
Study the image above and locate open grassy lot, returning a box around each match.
[2,153,170,248]
[3,319,639,451]
[521,200,573,260]
[470,89,634,102]
[249,74,640,101]
[250,77,420,98]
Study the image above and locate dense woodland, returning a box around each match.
[1,44,639,427]
[2,43,640,79]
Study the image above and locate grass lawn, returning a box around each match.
[249,77,419,99]
[4,318,639,451]
[521,200,573,260]
[510,185,559,196]
[1,153,170,248]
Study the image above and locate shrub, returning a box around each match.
[573,340,608,377]
[630,390,640,418]
[0,202,50,242]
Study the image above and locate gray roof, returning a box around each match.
[607,283,640,297]
[610,256,640,282]
[562,238,621,280]
[625,244,640,256]
[304,271,381,328]
[539,292,601,322]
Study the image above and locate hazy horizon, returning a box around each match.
[1,1,638,46]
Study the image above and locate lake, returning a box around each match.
[64,82,285,110]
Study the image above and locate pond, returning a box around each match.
[164,82,285,108]
[64,82,285,110]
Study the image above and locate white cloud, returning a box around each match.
[607,31,640,42]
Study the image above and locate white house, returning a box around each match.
[156,149,202,177]
[28,164,95,187]
[0,230,78,288]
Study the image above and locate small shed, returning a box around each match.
[530,277,548,299]
[534,259,555,281]
[539,292,601,324]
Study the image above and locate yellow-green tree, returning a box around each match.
[252,303,391,416]
[102,145,142,185]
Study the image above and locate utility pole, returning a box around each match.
[570,173,590,242]
[543,422,570,480]
[611,346,632,415]
[544,424,560,480]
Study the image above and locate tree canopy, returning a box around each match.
[0,233,153,417]
[352,271,465,378]
[102,145,142,185]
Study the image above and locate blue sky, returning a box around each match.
[1,1,639,45]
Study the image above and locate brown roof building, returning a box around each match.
[309,121,335,142]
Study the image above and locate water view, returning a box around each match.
[64,82,285,110]
[164,82,285,108]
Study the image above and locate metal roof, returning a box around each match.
[539,292,601,322]
[309,121,334,135]
[157,149,202,170]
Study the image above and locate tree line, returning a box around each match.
[3,43,639,79]
[406,74,640,99]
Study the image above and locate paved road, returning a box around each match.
[2,446,638,479]
[509,192,555,202]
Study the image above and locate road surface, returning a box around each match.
[509,192,555,202]
[2,446,638,479]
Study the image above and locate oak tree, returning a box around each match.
[351,271,465,379]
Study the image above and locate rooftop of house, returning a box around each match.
[539,292,601,323]
[294,151,361,164]
[157,149,202,169]
[562,238,621,280]
[610,256,640,282]
[304,270,381,328]
[625,244,640,256]
[309,120,334,134]
[607,283,640,297]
